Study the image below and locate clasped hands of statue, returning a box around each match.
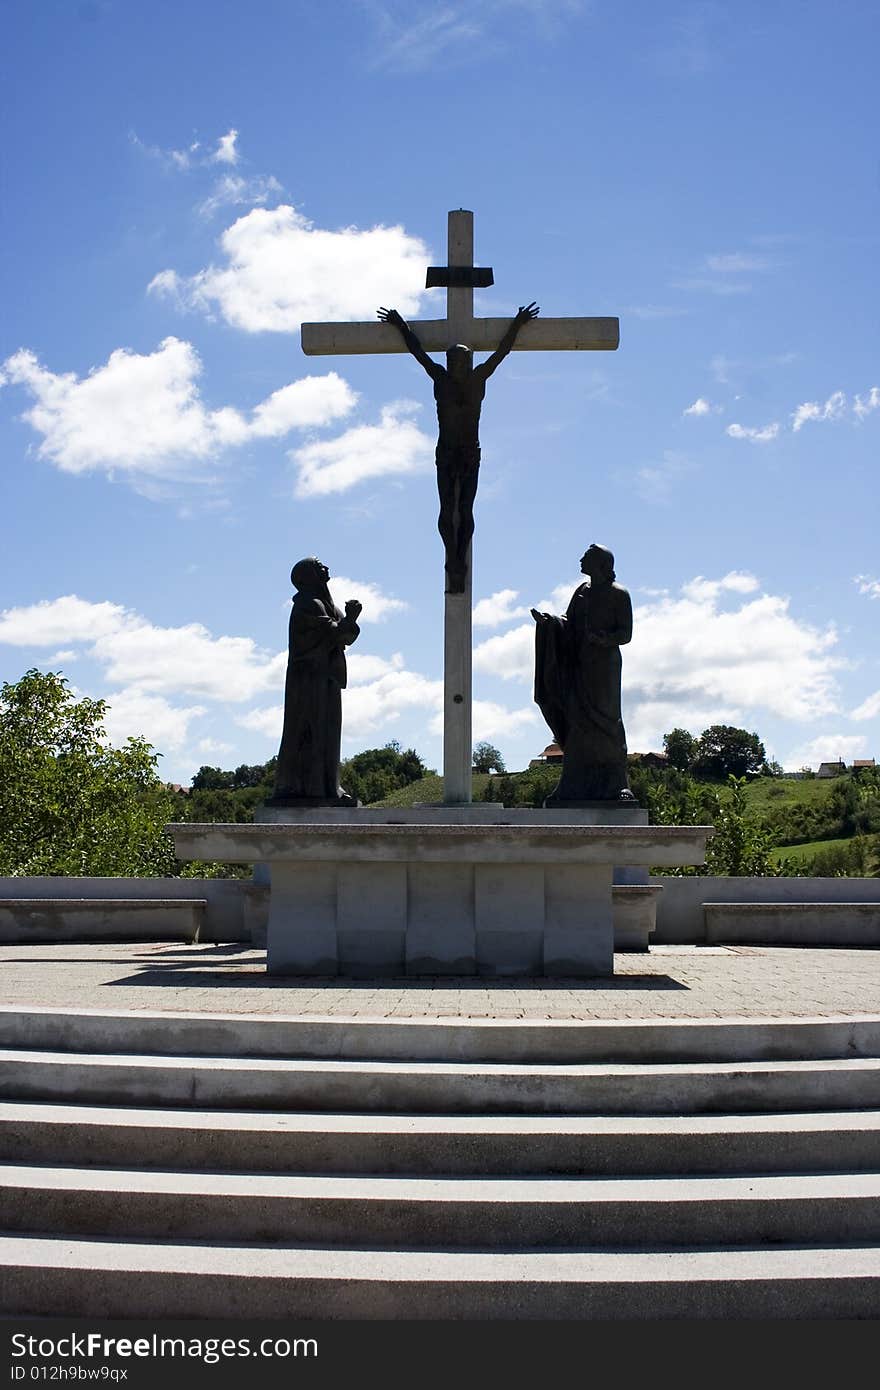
[344,599,363,621]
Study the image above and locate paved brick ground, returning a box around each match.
[2,941,880,1019]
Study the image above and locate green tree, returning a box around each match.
[662,728,697,772]
[340,742,432,805]
[191,765,235,791]
[0,669,177,876]
[472,741,506,774]
[693,725,766,780]
[703,776,777,876]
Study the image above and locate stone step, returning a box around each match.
[2,1004,878,1064]
[3,1101,880,1176]
[3,1165,880,1249]
[2,1048,880,1114]
[1,1234,878,1319]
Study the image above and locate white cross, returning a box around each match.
[301,210,619,804]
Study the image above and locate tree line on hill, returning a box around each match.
[1,668,877,879]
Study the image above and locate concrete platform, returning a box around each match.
[1,940,879,1020]
[168,820,710,979]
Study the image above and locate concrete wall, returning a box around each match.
[653,876,880,944]
[1,874,878,947]
[0,878,250,943]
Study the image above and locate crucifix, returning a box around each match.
[301,209,619,805]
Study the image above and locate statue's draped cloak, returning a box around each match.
[534,580,632,802]
[273,590,359,800]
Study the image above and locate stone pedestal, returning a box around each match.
[168,812,711,979]
[612,884,664,951]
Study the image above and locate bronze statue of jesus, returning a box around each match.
[377,302,539,592]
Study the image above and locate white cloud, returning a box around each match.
[0,595,285,703]
[196,738,233,756]
[152,205,430,333]
[623,305,690,320]
[855,575,880,600]
[290,401,433,497]
[633,450,693,501]
[718,572,761,594]
[624,701,744,756]
[683,397,719,417]
[711,355,734,384]
[726,421,780,443]
[854,387,880,420]
[326,577,408,623]
[469,700,541,743]
[472,589,529,628]
[249,374,357,435]
[681,572,760,602]
[675,251,773,296]
[673,278,752,296]
[473,623,534,682]
[791,390,846,432]
[851,691,880,722]
[100,688,205,754]
[198,173,283,219]
[0,596,129,646]
[783,734,869,771]
[129,131,201,171]
[372,7,483,70]
[2,340,355,479]
[343,670,443,739]
[368,1,585,72]
[211,129,239,165]
[90,623,286,702]
[473,576,843,756]
[627,589,840,723]
[345,653,405,683]
[236,704,283,738]
[705,253,771,273]
[239,663,540,752]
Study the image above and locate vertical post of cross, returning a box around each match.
[442,211,475,804]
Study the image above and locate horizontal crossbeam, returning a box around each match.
[301,316,620,356]
[425,266,494,289]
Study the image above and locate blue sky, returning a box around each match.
[2,0,879,784]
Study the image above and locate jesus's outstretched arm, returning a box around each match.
[377,307,444,382]
[477,302,539,381]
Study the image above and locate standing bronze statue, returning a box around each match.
[270,557,362,806]
[377,302,539,593]
[531,544,636,804]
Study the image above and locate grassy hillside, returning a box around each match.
[738,777,840,813]
[370,773,492,807]
[773,836,854,865]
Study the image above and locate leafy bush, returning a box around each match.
[0,669,177,877]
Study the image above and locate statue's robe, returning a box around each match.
[534,579,633,803]
[273,588,360,803]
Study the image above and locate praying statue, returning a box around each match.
[270,557,362,806]
[531,543,636,804]
[377,301,539,593]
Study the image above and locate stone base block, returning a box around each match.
[612,885,663,951]
[169,816,711,980]
[265,858,616,978]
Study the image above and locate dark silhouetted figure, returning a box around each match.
[378,302,539,593]
[270,557,362,806]
[531,544,636,804]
